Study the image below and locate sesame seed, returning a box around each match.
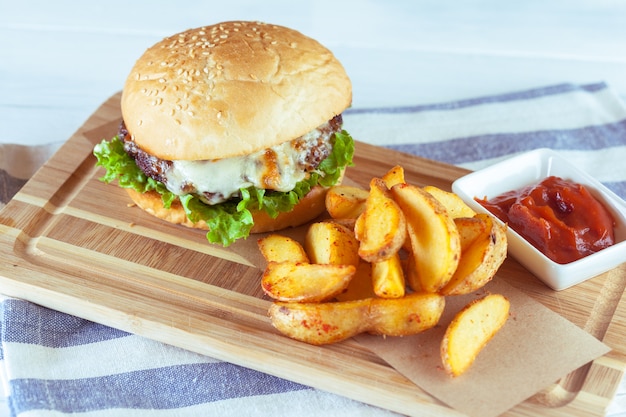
[187,111,194,117]
[137,120,143,126]
[159,78,165,83]
[250,73,257,80]
[217,111,222,119]
[175,119,181,125]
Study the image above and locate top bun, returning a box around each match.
[121,21,352,161]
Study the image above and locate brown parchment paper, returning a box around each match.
[233,223,609,417]
[229,211,610,417]
[355,278,610,417]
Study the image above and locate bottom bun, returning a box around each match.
[125,185,329,234]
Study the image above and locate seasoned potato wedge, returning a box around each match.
[403,250,422,292]
[453,216,488,251]
[325,185,369,220]
[382,165,406,188]
[270,299,369,345]
[261,261,355,303]
[305,221,360,266]
[441,293,510,377]
[357,178,407,263]
[269,292,445,345]
[423,185,476,219]
[257,234,309,264]
[391,183,461,293]
[371,252,405,298]
[334,262,377,301]
[441,214,508,295]
[369,292,445,337]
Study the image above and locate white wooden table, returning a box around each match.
[1,1,625,416]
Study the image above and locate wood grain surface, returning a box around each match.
[0,93,624,416]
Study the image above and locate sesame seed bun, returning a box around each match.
[121,21,352,161]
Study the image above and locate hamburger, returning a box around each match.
[94,21,354,246]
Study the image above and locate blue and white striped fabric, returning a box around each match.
[344,82,626,200]
[1,82,625,416]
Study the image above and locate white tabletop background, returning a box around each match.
[1,0,626,416]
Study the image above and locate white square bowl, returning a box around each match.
[451,148,626,291]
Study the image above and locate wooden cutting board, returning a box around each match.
[1,93,625,416]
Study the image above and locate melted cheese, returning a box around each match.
[162,124,331,205]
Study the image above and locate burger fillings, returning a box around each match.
[93,21,354,246]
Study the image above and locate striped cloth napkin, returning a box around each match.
[1,82,625,416]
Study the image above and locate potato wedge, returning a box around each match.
[257,234,309,264]
[325,185,369,220]
[391,183,461,293]
[357,178,407,263]
[441,293,510,377]
[441,214,508,295]
[369,292,445,337]
[305,221,360,266]
[371,252,405,298]
[382,165,406,188]
[423,185,476,219]
[261,261,355,302]
[335,261,377,301]
[453,216,488,251]
[270,299,369,345]
[403,250,422,292]
[269,292,445,345]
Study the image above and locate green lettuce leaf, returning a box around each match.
[93,130,354,246]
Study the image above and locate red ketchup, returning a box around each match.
[476,176,615,264]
